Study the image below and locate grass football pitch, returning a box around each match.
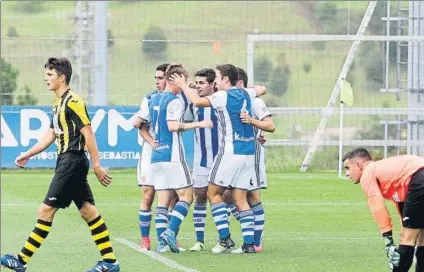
[1,170,399,271]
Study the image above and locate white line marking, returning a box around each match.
[115,238,199,272]
[126,236,380,241]
[0,202,365,207]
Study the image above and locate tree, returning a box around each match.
[142,26,168,59]
[108,29,115,48]
[7,27,19,38]
[14,1,46,14]
[17,85,38,106]
[253,55,273,85]
[270,65,291,97]
[0,58,19,105]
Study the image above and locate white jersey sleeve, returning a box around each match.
[137,97,150,122]
[252,97,271,120]
[184,103,194,122]
[207,90,227,110]
[166,98,184,121]
[245,87,257,100]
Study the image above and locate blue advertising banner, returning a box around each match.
[1,106,194,168]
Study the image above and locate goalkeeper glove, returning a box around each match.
[383,231,400,268]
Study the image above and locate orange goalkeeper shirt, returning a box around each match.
[360,155,424,234]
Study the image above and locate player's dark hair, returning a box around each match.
[237,67,248,88]
[156,63,169,73]
[216,64,238,86]
[342,148,372,162]
[195,68,216,84]
[165,63,189,81]
[44,57,72,85]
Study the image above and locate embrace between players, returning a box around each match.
[131,63,274,255]
[2,58,424,272]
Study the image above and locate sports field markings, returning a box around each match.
[125,236,380,242]
[115,238,199,272]
[0,202,366,207]
[1,172,342,180]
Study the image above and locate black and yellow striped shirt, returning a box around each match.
[50,89,91,154]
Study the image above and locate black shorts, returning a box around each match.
[43,151,95,210]
[399,168,424,229]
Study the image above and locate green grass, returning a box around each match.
[2,169,401,271]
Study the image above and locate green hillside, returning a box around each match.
[1,1,406,110]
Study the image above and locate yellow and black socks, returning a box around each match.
[88,215,117,263]
[18,219,52,265]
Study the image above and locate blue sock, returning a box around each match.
[139,209,152,238]
[155,206,168,240]
[229,204,240,221]
[168,201,190,233]
[168,209,180,237]
[239,210,254,245]
[193,203,207,242]
[251,203,265,247]
[211,202,230,239]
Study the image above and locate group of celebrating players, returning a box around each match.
[2,57,424,272]
[130,62,275,255]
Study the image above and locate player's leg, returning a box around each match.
[71,155,119,272]
[231,155,256,254]
[208,155,237,253]
[223,189,240,223]
[392,228,420,272]
[138,185,155,251]
[1,203,58,271]
[415,230,424,271]
[1,155,76,271]
[190,166,209,251]
[79,202,120,271]
[152,163,173,252]
[137,151,155,251]
[247,190,264,251]
[393,169,424,272]
[161,162,193,253]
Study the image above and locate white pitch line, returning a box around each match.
[126,236,380,241]
[0,202,365,206]
[115,238,199,272]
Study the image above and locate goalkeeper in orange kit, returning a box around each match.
[343,148,424,271]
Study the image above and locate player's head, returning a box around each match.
[195,68,216,97]
[236,67,248,88]
[342,148,372,184]
[165,63,189,93]
[215,64,238,90]
[155,63,169,91]
[44,57,72,91]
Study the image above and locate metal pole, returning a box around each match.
[300,1,378,172]
[93,1,108,106]
[385,1,390,90]
[384,121,388,157]
[246,38,255,86]
[338,102,344,178]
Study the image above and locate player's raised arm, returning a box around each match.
[252,85,267,96]
[170,73,211,107]
[166,99,213,132]
[15,128,56,168]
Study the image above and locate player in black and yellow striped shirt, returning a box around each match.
[51,89,92,154]
[1,58,120,272]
